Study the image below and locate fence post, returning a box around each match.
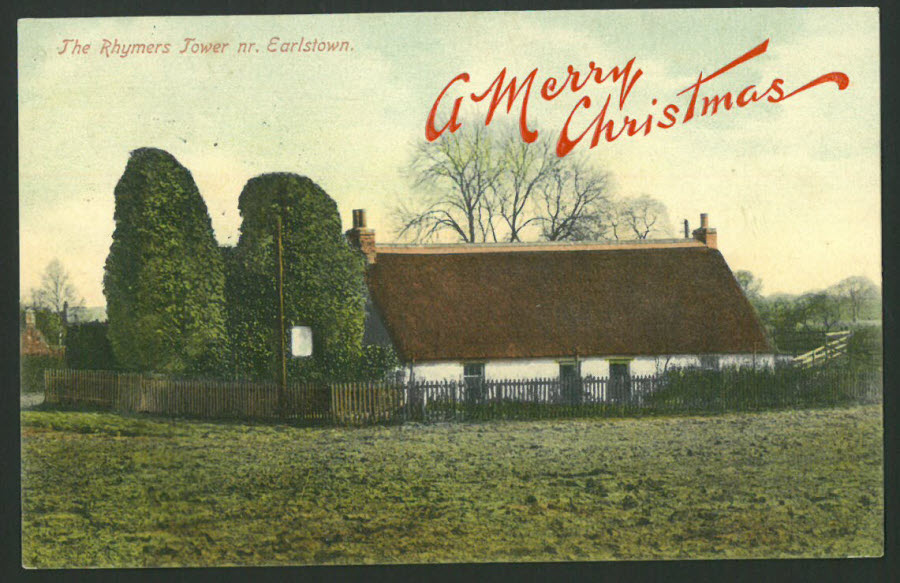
[43,369,51,404]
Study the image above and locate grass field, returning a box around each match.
[21,405,883,567]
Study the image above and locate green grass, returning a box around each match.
[21,405,883,566]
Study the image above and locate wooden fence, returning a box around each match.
[793,330,852,368]
[45,370,336,424]
[407,376,661,421]
[44,366,882,426]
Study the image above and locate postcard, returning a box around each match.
[18,8,882,567]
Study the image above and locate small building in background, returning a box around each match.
[21,308,65,358]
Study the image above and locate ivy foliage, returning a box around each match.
[225,173,367,382]
[103,148,229,375]
[67,322,117,371]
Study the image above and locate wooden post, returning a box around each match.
[276,213,287,416]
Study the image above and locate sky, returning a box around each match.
[18,8,880,306]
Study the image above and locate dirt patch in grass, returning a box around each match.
[20,405,883,566]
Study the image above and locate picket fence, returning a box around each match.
[43,367,881,426]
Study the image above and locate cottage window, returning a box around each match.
[463,363,486,403]
[609,361,631,402]
[559,362,579,381]
[559,361,582,404]
[699,354,720,370]
[463,363,485,384]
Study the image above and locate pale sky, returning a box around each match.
[18,9,880,306]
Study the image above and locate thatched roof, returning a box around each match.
[365,243,770,362]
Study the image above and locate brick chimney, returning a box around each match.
[691,213,717,249]
[346,209,376,264]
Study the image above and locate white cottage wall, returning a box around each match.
[407,353,772,382]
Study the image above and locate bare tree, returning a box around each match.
[29,259,84,345]
[596,199,626,240]
[397,123,505,242]
[495,127,561,241]
[31,259,83,314]
[580,194,672,242]
[619,194,672,239]
[535,155,611,241]
[397,121,613,244]
[830,276,879,323]
[398,124,681,246]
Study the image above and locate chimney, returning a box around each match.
[683,219,690,239]
[691,212,717,249]
[346,208,376,264]
[352,209,366,229]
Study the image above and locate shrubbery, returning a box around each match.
[100,152,394,382]
[104,148,229,376]
[646,365,881,412]
[846,324,882,370]
[66,322,117,371]
[353,345,401,381]
[225,173,368,383]
[21,355,65,394]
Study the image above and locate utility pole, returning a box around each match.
[60,300,68,347]
[276,213,287,414]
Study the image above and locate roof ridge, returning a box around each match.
[375,239,708,254]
